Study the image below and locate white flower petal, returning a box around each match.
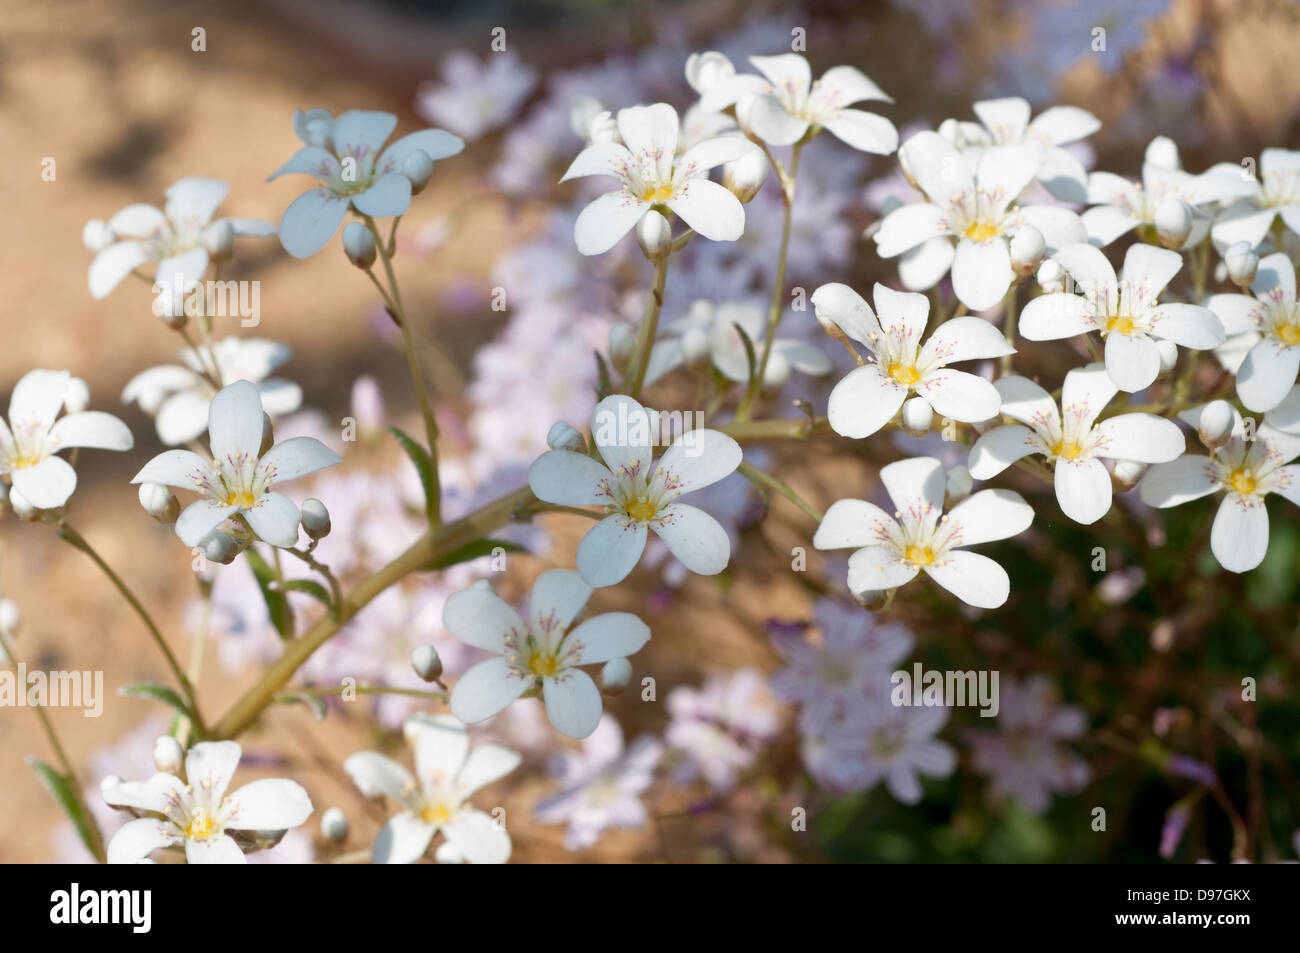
[561,141,635,182]
[529,569,593,636]
[1121,242,1183,297]
[186,741,242,803]
[1148,304,1225,349]
[656,428,742,498]
[278,188,350,258]
[1205,293,1263,337]
[405,713,471,789]
[875,203,951,258]
[48,411,132,453]
[915,368,1002,423]
[1080,205,1141,247]
[442,587,525,653]
[1018,292,1096,342]
[175,500,237,546]
[968,424,1037,479]
[810,282,881,346]
[1035,148,1090,203]
[207,380,265,463]
[944,488,1034,544]
[131,448,215,490]
[827,364,906,439]
[995,374,1059,428]
[665,178,744,242]
[223,778,312,832]
[10,456,77,509]
[376,127,464,169]
[1061,362,1118,429]
[919,316,1014,366]
[589,394,654,480]
[1210,497,1269,573]
[570,611,650,664]
[343,750,416,800]
[244,491,301,548]
[155,391,211,445]
[372,813,436,865]
[1237,340,1300,413]
[897,236,956,291]
[616,103,679,174]
[1095,413,1185,463]
[266,146,339,182]
[333,109,398,159]
[1252,251,1296,308]
[543,669,604,739]
[352,173,412,218]
[257,436,341,484]
[923,550,1010,608]
[814,499,897,550]
[186,833,247,864]
[1211,202,1277,250]
[1054,457,1113,524]
[1265,385,1300,433]
[1028,105,1100,145]
[102,773,186,814]
[1053,241,1118,291]
[89,241,154,299]
[449,657,531,724]
[574,190,647,255]
[10,368,70,431]
[1019,204,1087,248]
[1104,332,1161,392]
[107,817,180,865]
[528,449,614,506]
[821,108,898,155]
[973,97,1031,140]
[846,545,919,592]
[1139,455,1218,507]
[678,136,756,174]
[880,455,946,514]
[442,811,512,864]
[456,744,522,798]
[164,177,228,232]
[975,144,1041,212]
[901,131,969,207]
[951,236,1012,312]
[652,502,730,575]
[107,203,167,236]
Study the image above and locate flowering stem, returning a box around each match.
[280,682,447,703]
[363,214,442,526]
[57,525,204,736]
[283,546,344,610]
[738,461,822,521]
[625,254,671,400]
[1000,280,1019,377]
[718,415,830,442]
[738,142,801,421]
[175,578,213,747]
[520,502,607,521]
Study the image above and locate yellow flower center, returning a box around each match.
[1277,321,1300,346]
[528,653,559,677]
[185,810,216,841]
[1228,468,1257,496]
[965,222,998,242]
[1052,440,1084,460]
[223,490,257,508]
[905,545,935,566]
[420,802,453,825]
[642,185,674,203]
[10,456,41,469]
[1106,315,1136,336]
[887,363,920,387]
[624,497,657,522]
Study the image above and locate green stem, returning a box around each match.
[283,546,344,609]
[282,682,447,703]
[1000,280,1019,377]
[625,254,671,400]
[738,461,822,521]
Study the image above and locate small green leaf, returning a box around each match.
[390,426,437,524]
[275,578,337,621]
[425,538,525,571]
[733,320,759,388]
[276,692,328,722]
[27,757,102,861]
[244,546,294,640]
[594,350,613,400]
[120,681,193,718]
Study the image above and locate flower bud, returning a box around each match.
[199,530,239,565]
[100,775,124,800]
[0,597,19,634]
[83,219,114,253]
[9,488,65,525]
[320,807,349,843]
[139,482,181,525]
[900,396,933,437]
[722,148,768,203]
[297,109,334,149]
[435,840,467,864]
[1154,197,1193,249]
[1110,459,1147,491]
[1155,338,1179,378]
[410,643,443,682]
[1037,258,1066,293]
[1009,225,1045,276]
[64,377,91,414]
[547,421,586,453]
[300,498,331,539]
[1224,241,1258,289]
[153,735,184,775]
[1145,135,1180,170]
[342,222,377,270]
[599,657,632,695]
[853,588,891,611]
[636,210,672,261]
[259,412,275,457]
[945,464,973,504]
[685,51,734,94]
[201,219,236,260]
[1198,400,1235,451]
[588,110,619,145]
[402,149,435,195]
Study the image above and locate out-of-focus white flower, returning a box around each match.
[102,740,312,864]
[1223,241,1259,289]
[1210,148,1300,250]
[1205,253,1300,412]
[130,380,340,548]
[344,714,519,864]
[416,51,537,141]
[665,669,781,792]
[1,369,133,509]
[815,456,1033,609]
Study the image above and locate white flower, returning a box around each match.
[528,394,743,586]
[814,456,1033,609]
[415,51,538,141]
[0,369,133,509]
[812,282,1011,439]
[445,570,650,739]
[948,96,1101,202]
[1205,252,1300,412]
[644,299,831,388]
[875,131,1085,311]
[1140,410,1300,573]
[829,695,956,805]
[343,714,519,864]
[1209,149,1300,250]
[1266,384,1300,434]
[121,338,303,445]
[268,108,464,257]
[560,102,755,255]
[88,177,275,299]
[102,740,312,864]
[701,53,897,154]
[1020,242,1225,392]
[1081,139,1255,248]
[969,363,1185,523]
[130,380,341,548]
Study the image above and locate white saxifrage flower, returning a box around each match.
[969,363,1185,523]
[88,177,275,299]
[814,456,1034,609]
[1209,148,1300,250]
[560,102,756,255]
[528,394,743,587]
[415,51,538,141]
[1205,252,1300,412]
[343,713,520,864]
[701,53,897,154]
[102,740,312,864]
[1139,407,1300,573]
[130,380,341,547]
[875,131,1085,311]
[0,369,133,509]
[269,108,464,257]
[445,570,650,739]
[1019,242,1225,392]
[121,337,303,445]
[812,282,1012,439]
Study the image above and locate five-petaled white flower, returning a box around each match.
[88,176,275,299]
[1,369,133,510]
[875,130,1085,311]
[969,363,1185,523]
[700,53,897,154]
[560,102,755,255]
[1209,148,1300,250]
[344,713,520,864]
[446,570,651,739]
[102,739,312,864]
[1020,242,1225,392]
[130,379,341,547]
[1140,408,1300,573]
[528,394,743,586]
[121,337,303,446]
[1205,253,1300,412]
[812,282,1012,439]
[815,456,1034,608]
[269,108,464,258]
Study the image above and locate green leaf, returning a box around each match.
[425,538,525,571]
[733,320,759,388]
[594,350,613,400]
[27,757,102,861]
[119,681,193,719]
[276,692,328,722]
[275,578,337,621]
[390,426,437,524]
[244,546,294,640]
